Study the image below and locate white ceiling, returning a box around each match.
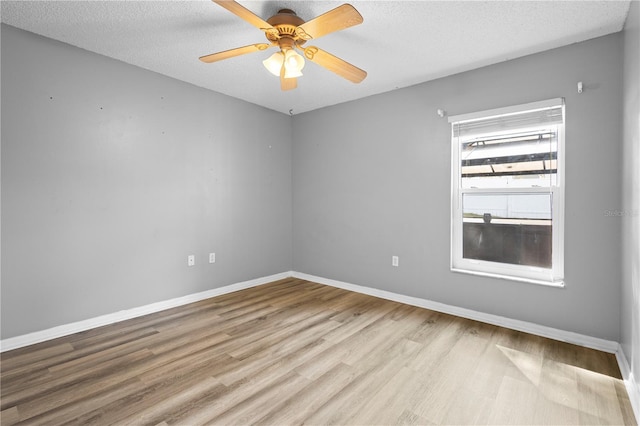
[1,0,632,115]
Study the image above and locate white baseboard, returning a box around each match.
[0,271,293,353]
[616,345,640,423]
[2,270,619,354]
[292,271,619,353]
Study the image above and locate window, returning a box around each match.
[450,99,565,286]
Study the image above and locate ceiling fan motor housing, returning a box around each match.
[266,9,307,46]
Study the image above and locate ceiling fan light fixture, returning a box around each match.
[202,1,367,89]
[263,51,284,76]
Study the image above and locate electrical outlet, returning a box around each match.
[209,253,216,263]
[188,255,195,266]
[392,256,399,267]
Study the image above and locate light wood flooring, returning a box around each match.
[1,278,636,425]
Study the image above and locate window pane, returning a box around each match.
[462,193,552,268]
[460,129,558,189]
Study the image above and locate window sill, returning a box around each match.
[451,268,565,288]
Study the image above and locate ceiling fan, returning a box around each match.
[199,1,367,91]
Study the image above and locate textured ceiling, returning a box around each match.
[1,0,632,115]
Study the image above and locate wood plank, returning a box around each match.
[0,343,74,372]
[0,406,20,426]
[253,362,357,425]
[182,371,311,425]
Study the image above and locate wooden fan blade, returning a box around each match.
[199,43,271,63]
[301,46,366,83]
[280,77,297,91]
[280,63,297,91]
[213,0,275,31]
[295,4,363,40]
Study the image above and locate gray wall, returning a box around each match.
[1,21,632,347]
[1,25,293,339]
[621,0,640,391]
[293,33,624,341]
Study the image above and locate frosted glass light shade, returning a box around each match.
[263,52,284,76]
[263,50,305,78]
[283,50,305,78]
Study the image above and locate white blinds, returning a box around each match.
[449,98,564,139]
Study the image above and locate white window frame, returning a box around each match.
[450,99,565,287]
